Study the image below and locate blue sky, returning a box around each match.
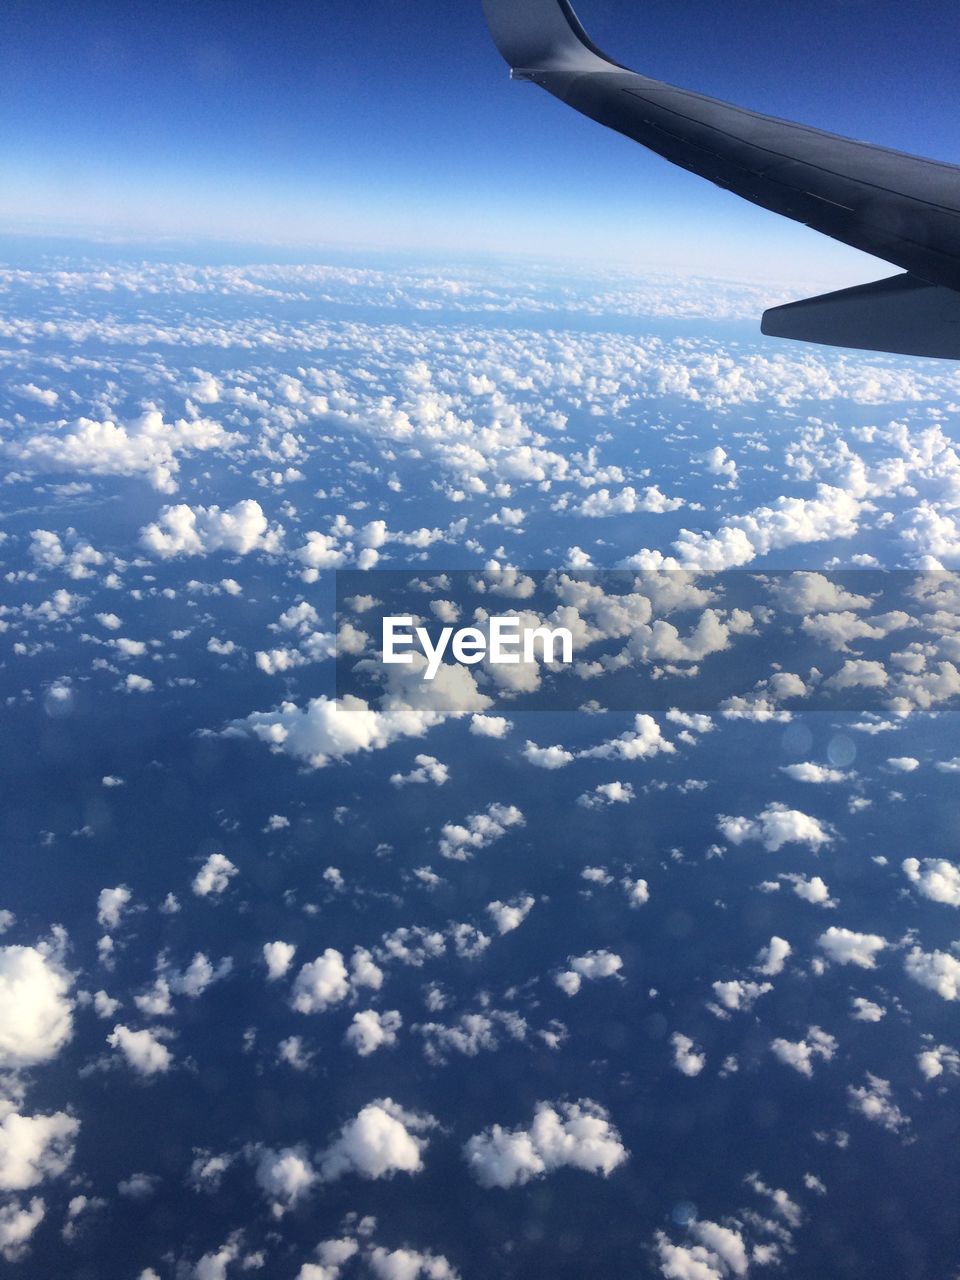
[3,0,960,281]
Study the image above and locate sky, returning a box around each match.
[6,12,960,1275]
[4,0,960,279]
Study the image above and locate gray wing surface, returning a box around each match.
[482,0,960,358]
[761,273,960,359]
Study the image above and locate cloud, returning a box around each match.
[904,945,960,1000]
[0,939,74,1068]
[236,662,491,769]
[192,853,238,898]
[654,1215,755,1279]
[574,485,683,517]
[654,1165,805,1273]
[463,1099,627,1188]
[718,803,832,852]
[718,676,801,723]
[754,936,791,976]
[626,484,861,572]
[0,1197,45,1262]
[710,979,771,1015]
[13,382,58,406]
[887,756,920,773]
[367,1245,460,1280]
[851,997,886,1023]
[297,1236,360,1279]
[240,694,424,768]
[780,873,836,907]
[617,608,755,670]
[162,953,232,999]
[415,1010,528,1065]
[189,1151,234,1192]
[344,1010,402,1057]
[191,1233,259,1279]
[29,528,105,579]
[0,1110,79,1192]
[281,947,381,1017]
[118,1172,159,1200]
[730,669,795,723]
[902,857,960,907]
[767,572,872,615]
[770,1026,837,1077]
[97,885,132,931]
[779,762,848,784]
[577,780,635,809]
[486,896,535,935]
[349,948,384,992]
[256,646,316,676]
[296,531,348,571]
[803,611,910,653]
[253,1146,317,1215]
[556,950,623,996]
[899,502,960,567]
[579,714,675,762]
[449,923,490,960]
[107,1024,173,1076]
[296,1233,458,1280]
[824,659,888,691]
[670,1033,706,1077]
[847,1074,909,1133]
[262,941,297,981]
[318,1099,435,1182]
[390,754,449,787]
[290,950,350,1014]
[277,1037,312,1072]
[817,927,888,969]
[140,500,283,557]
[190,374,221,404]
[744,1171,804,1228]
[702,445,738,488]
[917,1043,960,1081]
[439,803,524,861]
[623,877,650,907]
[522,741,574,770]
[4,410,239,494]
[378,927,446,969]
[123,673,154,694]
[469,714,512,738]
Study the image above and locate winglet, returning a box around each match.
[481,0,622,74]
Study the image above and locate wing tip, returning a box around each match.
[481,0,620,73]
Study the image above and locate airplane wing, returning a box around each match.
[761,273,960,359]
[482,0,960,358]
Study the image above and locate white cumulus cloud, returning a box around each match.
[0,940,74,1069]
[463,1099,627,1188]
[318,1099,435,1182]
[902,857,960,907]
[718,803,832,852]
[140,499,282,557]
[817,927,888,970]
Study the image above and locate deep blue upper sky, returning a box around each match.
[4,0,960,278]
